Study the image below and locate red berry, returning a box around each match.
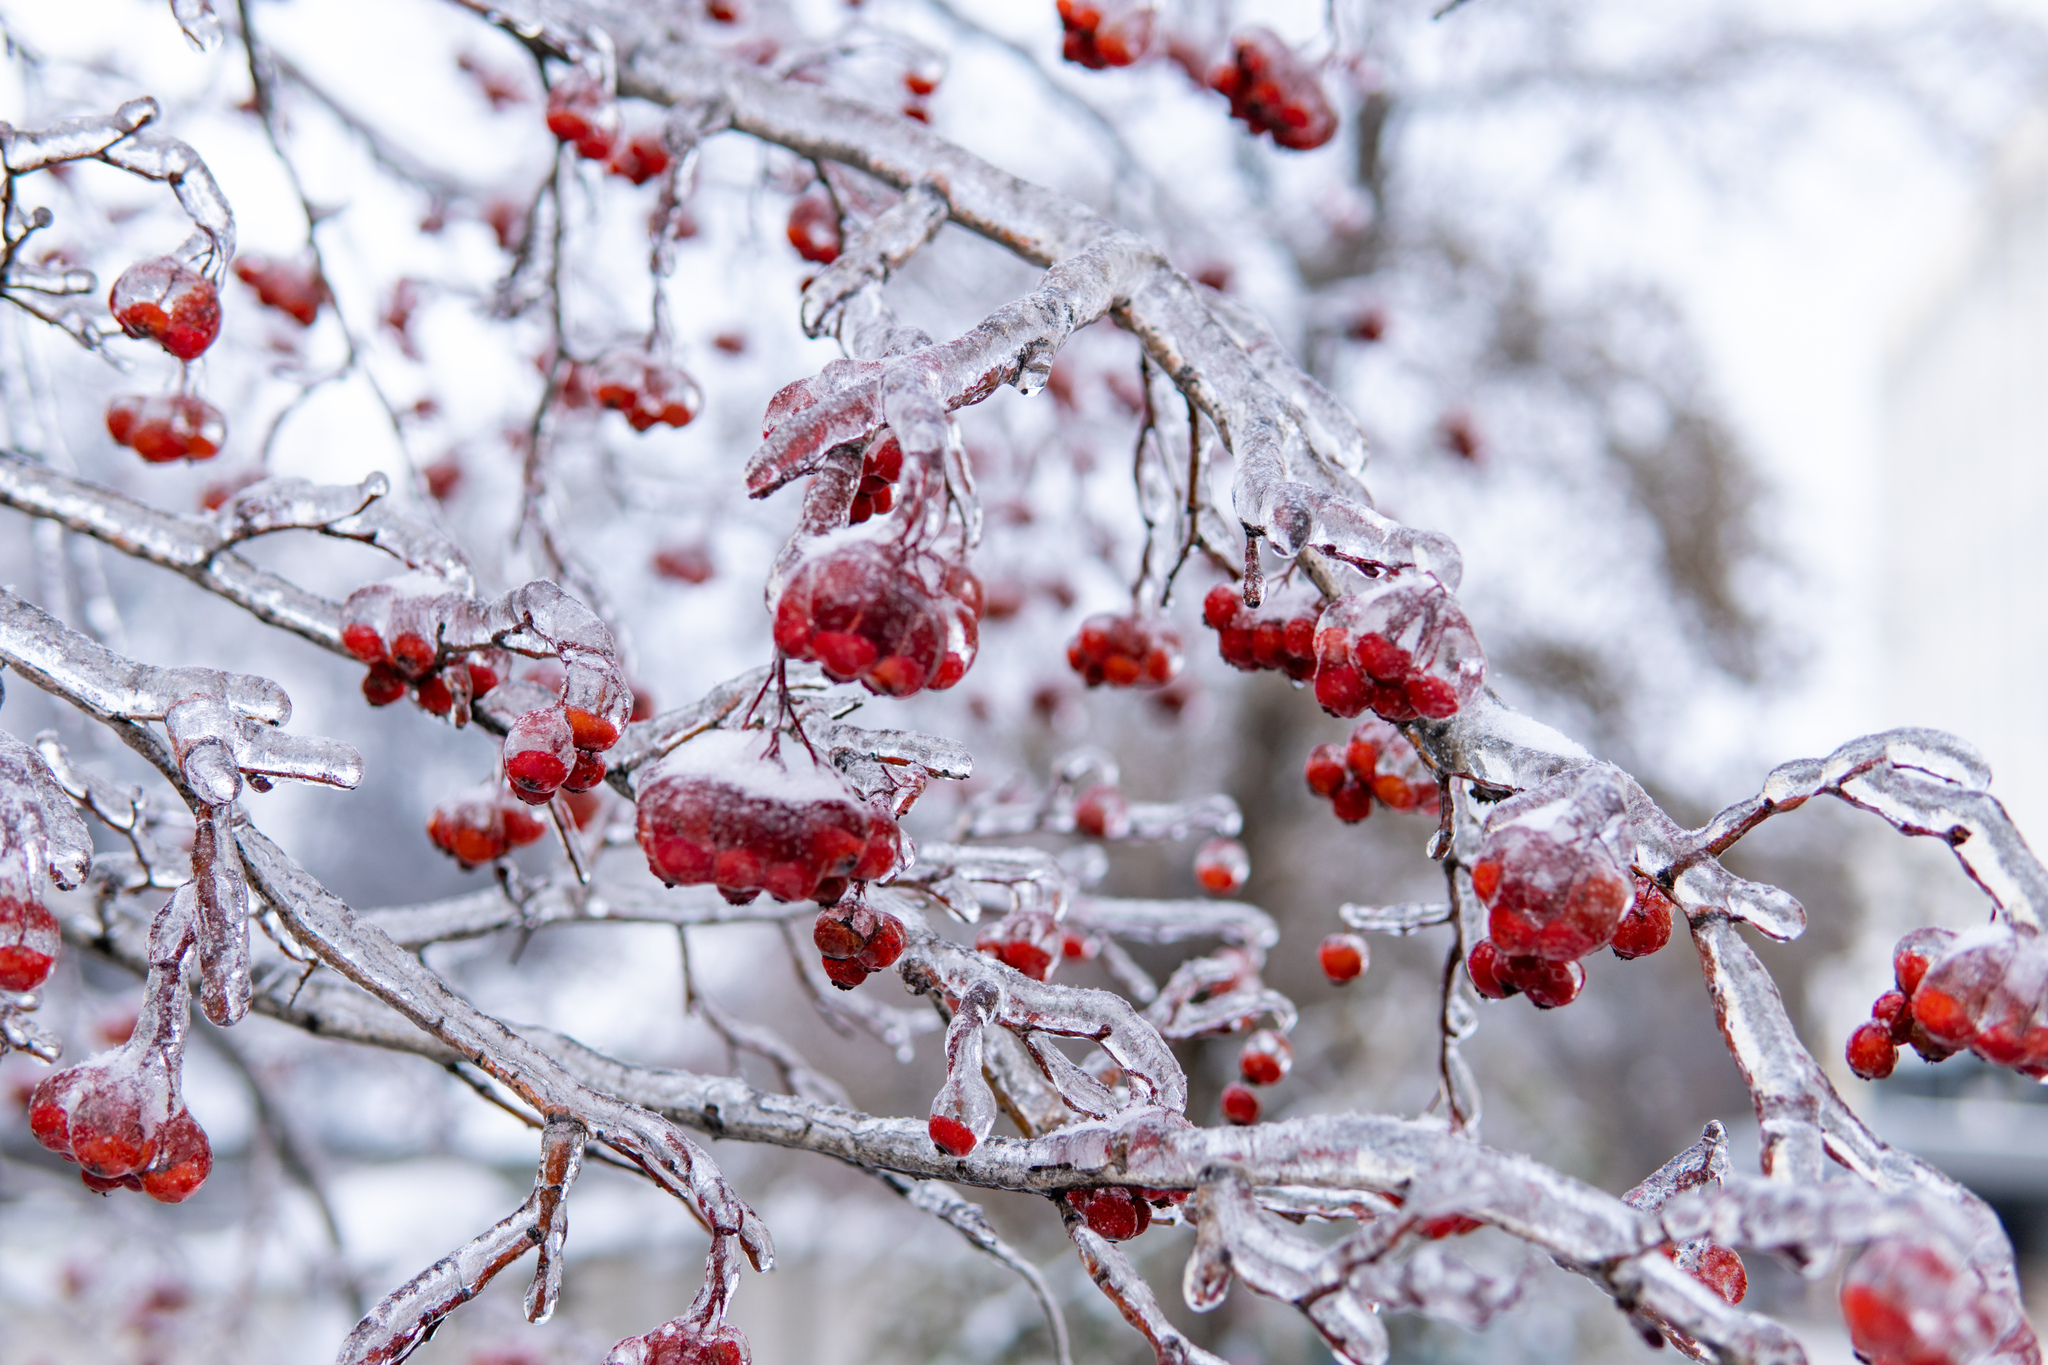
[1893,925,1958,999]
[1328,780,1374,823]
[929,1113,977,1156]
[1304,744,1347,797]
[545,68,618,159]
[1318,933,1367,984]
[1206,28,1337,151]
[1073,784,1130,839]
[822,957,870,990]
[1238,1030,1292,1086]
[1611,878,1675,960]
[109,257,221,360]
[361,664,407,706]
[1220,1082,1261,1125]
[608,131,671,185]
[1466,940,1515,1000]
[503,707,576,803]
[1193,837,1249,894]
[0,896,60,993]
[1475,769,1632,962]
[1499,953,1584,1009]
[1846,1021,1898,1081]
[1686,1243,1747,1305]
[653,543,717,583]
[1418,1214,1484,1239]
[1066,613,1183,690]
[775,542,980,698]
[787,192,841,265]
[138,1109,211,1203]
[1202,583,1242,629]
[1840,1237,2005,1365]
[1066,1186,1153,1240]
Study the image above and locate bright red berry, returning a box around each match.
[106,394,225,463]
[774,541,981,697]
[928,1113,978,1156]
[1473,768,1632,963]
[1313,577,1484,723]
[1840,1237,2006,1365]
[1611,877,1675,960]
[590,350,700,431]
[787,192,841,265]
[1073,784,1131,839]
[138,1109,212,1204]
[608,131,671,185]
[545,68,619,160]
[1466,939,1514,1000]
[1220,1082,1261,1125]
[503,707,576,804]
[1846,1021,1899,1081]
[1318,932,1367,984]
[1238,1030,1292,1085]
[1304,744,1347,797]
[1193,837,1249,894]
[1066,612,1183,689]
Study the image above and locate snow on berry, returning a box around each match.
[786,191,841,265]
[1312,575,1484,722]
[1471,767,1632,964]
[1840,1237,2009,1365]
[1193,836,1249,894]
[1057,0,1156,69]
[591,350,701,431]
[1610,875,1675,960]
[232,254,325,326]
[504,706,576,805]
[1220,1081,1261,1124]
[109,256,220,360]
[1238,1029,1291,1085]
[426,787,550,868]
[1067,612,1182,688]
[1202,582,1321,682]
[1318,932,1367,984]
[1207,28,1338,152]
[774,539,981,696]
[635,730,899,906]
[1845,1020,1898,1080]
[106,394,226,463]
[545,67,619,160]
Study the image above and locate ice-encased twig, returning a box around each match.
[1064,1206,1229,1365]
[524,1116,586,1324]
[234,823,773,1271]
[800,180,950,345]
[338,1190,546,1364]
[879,1170,1074,1365]
[0,727,94,894]
[0,451,349,650]
[211,473,475,591]
[1340,900,1452,936]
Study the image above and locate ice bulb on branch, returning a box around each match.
[426,787,550,868]
[1207,28,1338,152]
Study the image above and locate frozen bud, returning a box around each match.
[1472,767,1632,962]
[1220,1081,1261,1124]
[774,541,980,697]
[1072,783,1131,839]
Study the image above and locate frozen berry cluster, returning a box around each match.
[544,70,673,185]
[786,191,840,265]
[1203,583,1322,682]
[1313,577,1483,723]
[340,579,513,722]
[774,540,982,697]
[1303,716,1440,824]
[1065,1185,1184,1241]
[426,788,552,868]
[848,433,903,525]
[635,731,900,906]
[1840,1235,2013,1365]
[813,899,908,989]
[1463,768,1663,1011]
[1066,613,1184,688]
[1207,27,1338,152]
[0,887,60,994]
[30,1055,210,1203]
[233,254,325,326]
[110,256,220,361]
[1057,0,1155,69]
[589,349,701,431]
[976,908,1064,981]
[1846,924,2048,1081]
[105,394,224,464]
[1218,1026,1292,1125]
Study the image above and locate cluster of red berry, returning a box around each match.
[1218,1026,1292,1125]
[1840,1236,2012,1365]
[1203,583,1322,682]
[608,1319,751,1365]
[813,899,908,989]
[587,349,701,431]
[1846,924,2048,1081]
[426,789,552,869]
[340,581,512,718]
[232,254,325,326]
[105,394,224,464]
[109,256,221,361]
[1192,836,1248,894]
[848,433,903,524]
[29,1057,210,1203]
[0,890,60,993]
[786,192,841,265]
[544,70,672,185]
[1303,717,1440,824]
[635,732,900,906]
[1065,613,1184,688]
[652,542,717,584]
[1056,0,1155,68]
[503,704,616,805]
[774,540,982,697]
[1206,27,1338,151]
[1462,769,1665,1010]
[1313,576,1483,723]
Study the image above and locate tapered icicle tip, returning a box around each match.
[929,1114,978,1156]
